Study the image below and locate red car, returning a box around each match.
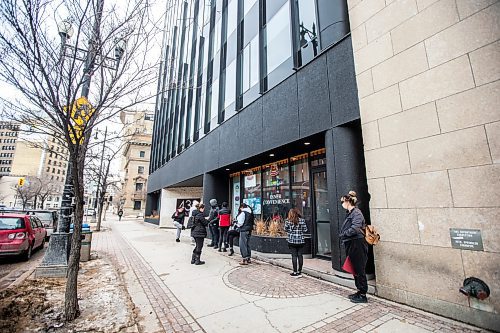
[0,213,46,260]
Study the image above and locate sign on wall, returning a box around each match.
[450,228,484,251]
[176,198,201,215]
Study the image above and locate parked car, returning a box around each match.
[0,213,46,260]
[26,210,58,239]
[0,209,58,240]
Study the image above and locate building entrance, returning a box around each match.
[312,168,331,258]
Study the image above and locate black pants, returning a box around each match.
[219,226,229,249]
[209,225,219,245]
[289,243,305,273]
[193,237,205,255]
[345,238,368,294]
[227,230,239,248]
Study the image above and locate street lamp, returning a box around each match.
[91,126,107,224]
[37,18,125,277]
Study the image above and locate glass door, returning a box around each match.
[312,169,331,257]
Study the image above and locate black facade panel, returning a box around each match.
[218,114,240,166]
[297,55,332,138]
[203,172,230,205]
[201,127,220,172]
[262,74,300,151]
[237,98,263,158]
[326,36,361,127]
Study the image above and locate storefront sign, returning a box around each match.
[233,182,240,218]
[263,193,290,205]
[450,228,483,251]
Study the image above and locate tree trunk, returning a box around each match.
[96,199,105,231]
[64,154,85,321]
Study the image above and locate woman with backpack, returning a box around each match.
[284,208,308,278]
[171,206,186,242]
[339,191,368,303]
[235,203,253,265]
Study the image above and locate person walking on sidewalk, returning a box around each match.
[218,202,231,252]
[118,209,123,221]
[339,191,368,303]
[208,199,220,248]
[236,203,254,265]
[191,204,209,265]
[284,208,308,278]
[172,206,186,242]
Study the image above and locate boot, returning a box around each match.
[191,253,196,264]
[218,247,222,252]
[228,248,234,256]
[195,254,205,265]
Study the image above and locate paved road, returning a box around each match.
[0,245,45,290]
[92,217,485,333]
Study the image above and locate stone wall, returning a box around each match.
[348,0,499,329]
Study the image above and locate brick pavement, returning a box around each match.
[91,220,487,333]
[92,227,205,333]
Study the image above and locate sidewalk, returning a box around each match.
[92,216,487,333]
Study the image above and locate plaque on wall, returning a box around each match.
[450,228,484,251]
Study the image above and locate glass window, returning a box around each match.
[295,0,319,66]
[0,217,25,230]
[133,200,142,210]
[224,59,236,109]
[264,2,292,75]
[242,35,259,93]
[262,160,290,222]
[242,168,262,215]
[290,154,311,230]
[135,183,144,191]
[138,166,144,174]
[139,151,145,158]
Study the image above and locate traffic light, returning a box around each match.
[18,177,25,187]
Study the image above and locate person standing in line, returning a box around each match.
[284,208,308,277]
[118,209,123,221]
[208,199,220,248]
[188,201,200,246]
[236,203,254,265]
[339,191,368,303]
[191,204,209,265]
[218,202,231,252]
[171,206,186,242]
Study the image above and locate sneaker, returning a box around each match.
[228,249,234,256]
[348,291,360,300]
[350,294,368,303]
[290,272,299,277]
[175,238,180,243]
[246,258,252,264]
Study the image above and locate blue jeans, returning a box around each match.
[239,231,251,259]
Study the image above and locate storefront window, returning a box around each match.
[290,153,311,230]
[262,159,290,222]
[242,167,262,215]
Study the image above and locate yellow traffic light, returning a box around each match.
[18,177,25,187]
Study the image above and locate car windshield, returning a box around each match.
[0,217,25,230]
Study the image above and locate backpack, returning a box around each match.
[242,211,255,230]
[363,225,380,245]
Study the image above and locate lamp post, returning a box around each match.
[36,11,125,277]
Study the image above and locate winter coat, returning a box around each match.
[209,206,219,227]
[191,211,209,238]
[218,207,231,227]
[284,218,308,244]
[339,207,366,243]
[236,207,254,232]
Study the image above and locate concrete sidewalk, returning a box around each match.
[92,216,487,333]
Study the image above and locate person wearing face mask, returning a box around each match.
[339,191,368,303]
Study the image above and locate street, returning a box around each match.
[0,244,45,291]
[91,216,485,333]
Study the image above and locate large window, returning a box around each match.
[294,0,319,67]
[262,159,290,222]
[290,153,311,230]
[263,0,293,89]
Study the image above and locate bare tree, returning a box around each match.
[0,0,160,320]
[36,178,59,208]
[13,177,39,209]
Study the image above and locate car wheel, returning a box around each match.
[23,244,33,261]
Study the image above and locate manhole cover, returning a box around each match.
[223,264,332,298]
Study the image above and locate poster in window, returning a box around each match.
[245,174,256,187]
[243,197,261,214]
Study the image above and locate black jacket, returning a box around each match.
[191,211,209,238]
[240,211,254,232]
[339,207,366,243]
[171,211,186,224]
